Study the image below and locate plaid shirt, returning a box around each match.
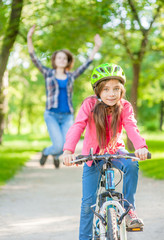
[30,52,93,113]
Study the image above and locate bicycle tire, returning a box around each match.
[106,208,119,240]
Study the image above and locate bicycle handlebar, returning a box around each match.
[127,152,151,159]
[70,152,151,165]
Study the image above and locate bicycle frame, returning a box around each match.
[70,150,151,240]
[91,160,128,240]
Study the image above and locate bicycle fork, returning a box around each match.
[91,200,127,240]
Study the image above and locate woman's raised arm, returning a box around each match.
[88,34,102,60]
[27,25,36,54]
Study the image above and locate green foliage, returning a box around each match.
[139,132,164,179]
[0,0,11,40]
[0,0,163,134]
[6,49,46,134]
[138,101,160,130]
[140,159,164,179]
[0,134,51,186]
[0,132,163,186]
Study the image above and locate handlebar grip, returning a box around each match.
[128,152,151,159]
[147,152,151,159]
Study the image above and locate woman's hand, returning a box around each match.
[27,24,36,39]
[62,150,76,166]
[89,34,102,60]
[135,147,148,161]
[27,25,36,53]
[94,34,102,49]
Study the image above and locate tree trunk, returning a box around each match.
[130,62,141,117]
[5,114,12,134]
[17,110,23,135]
[125,1,161,151]
[17,92,26,134]
[0,0,23,144]
[127,62,141,151]
[0,94,5,144]
[0,72,9,140]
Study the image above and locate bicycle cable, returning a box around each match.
[93,158,103,176]
[93,157,123,188]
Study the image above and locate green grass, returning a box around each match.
[0,132,164,186]
[139,132,164,180]
[0,134,51,186]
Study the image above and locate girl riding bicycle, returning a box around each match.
[62,63,149,240]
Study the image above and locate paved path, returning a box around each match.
[0,141,164,240]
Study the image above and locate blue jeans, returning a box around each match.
[79,149,139,240]
[43,110,74,156]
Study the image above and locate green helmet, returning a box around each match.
[91,63,126,88]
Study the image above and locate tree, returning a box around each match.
[0,0,24,144]
[103,0,163,149]
[1,0,163,144]
[104,0,162,113]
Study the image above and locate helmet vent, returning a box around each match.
[96,68,101,73]
[99,67,106,73]
[92,74,98,79]
[114,66,120,72]
[107,67,112,73]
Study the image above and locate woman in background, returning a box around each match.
[27,25,102,168]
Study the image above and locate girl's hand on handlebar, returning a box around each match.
[62,150,76,166]
[135,147,149,161]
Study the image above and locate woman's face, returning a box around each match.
[54,51,68,69]
[99,79,122,106]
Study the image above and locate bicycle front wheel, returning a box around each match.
[106,208,119,240]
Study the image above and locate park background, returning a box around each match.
[0,0,164,185]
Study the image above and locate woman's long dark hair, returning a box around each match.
[92,79,125,150]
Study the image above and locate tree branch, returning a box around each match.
[148,5,162,31]
[120,20,134,61]
[128,0,162,61]
[127,0,144,32]
[139,4,162,60]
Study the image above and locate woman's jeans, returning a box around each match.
[79,149,139,240]
[43,110,74,156]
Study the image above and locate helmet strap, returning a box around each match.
[97,97,111,109]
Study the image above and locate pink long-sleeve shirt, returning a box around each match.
[63,97,147,167]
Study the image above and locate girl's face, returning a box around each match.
[54,51,68,69]
[99,79,122,106]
